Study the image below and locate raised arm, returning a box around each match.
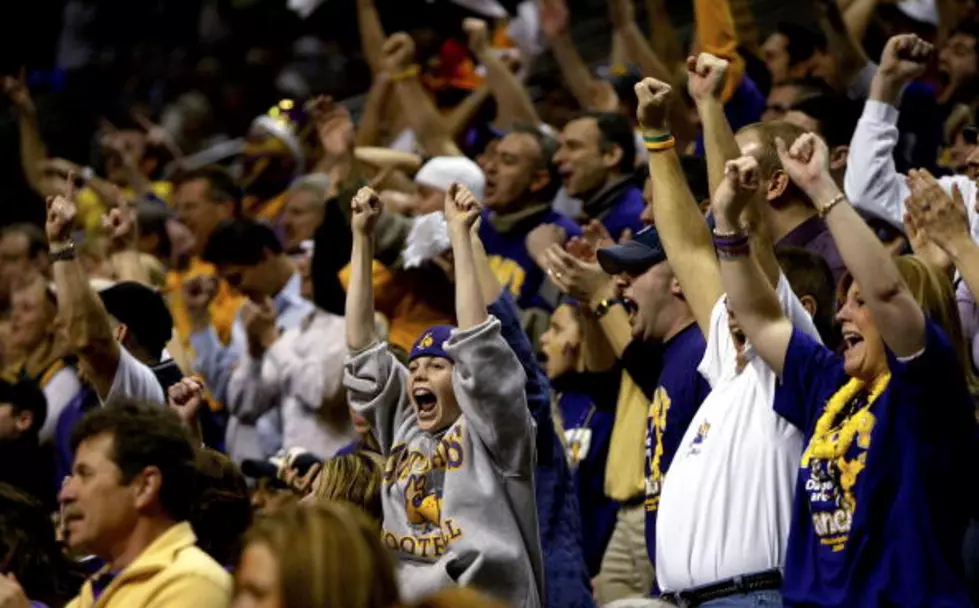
[3,71,48,199]
[636,78,723,337]
[844,35,933,227]
[463,19,540,130]
[356,0,389,75]
[644,0,685,70]
[712,156,794,375]
[445,184,487,329]
[782,132,925,356]
[815,0,871,93]
[46,182,120,400]
[346,187,383,351]
[540,0,599,110]
[609,0,696,148]
[355,73,394,147]
[693,0,746,102]
[689,52,780,286]
[382,34,462,157]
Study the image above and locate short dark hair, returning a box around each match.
[737,121,809,180]
[70,400,198,521]
[191,449,252,566]
[951,19,979,47]
[1,223,48,260]
[777,246,838,350]
[776,23,827,67]
[202,218,283,268]
[791,94,862,148]
[510,124,562,202]
[0,377,47,436]
[777,77,835,100]
[571,111,637,173]
[171,166,242,217]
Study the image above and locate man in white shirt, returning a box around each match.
[635,62,820,606]
[45,190,165,407]
[228,242,354,460]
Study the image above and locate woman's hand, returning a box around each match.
[905,169,973,259]
[775,132,840,204]
[711,156,761,231]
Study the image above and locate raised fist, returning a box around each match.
[45,178,79,245]
[351,186,382,235]
[687,53,729,103]
[444,183,482,231]
[539,0,569,39]
[774,132,834,198]
[167,377,206,426]
[711,156,760,226]
[463,18,491,54]
[634,78,674,131]
[101,199,138,249]
[879,34,933,83]
[383,33,417,73]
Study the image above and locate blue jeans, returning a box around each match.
[699,590,782,608]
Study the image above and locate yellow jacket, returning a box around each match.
[166,257,244,347]
[67,522,231,608]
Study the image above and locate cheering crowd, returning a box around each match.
[2,0,979,606]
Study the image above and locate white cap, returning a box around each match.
[414,156,486,201]
[896,0,938,25]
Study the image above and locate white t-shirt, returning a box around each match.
[655,275,819,592]
[40,366,83,442]
[104,346,165,406]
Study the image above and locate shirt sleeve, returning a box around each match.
[190,318,245,404]
[105,346,165,405]
[887,317,966,392]
[774,328,846,431]
[957,281,979,372]
[487,290,555,453]
[844,100,909,230]
[265,318,347,413]
[444,316,535,476]
[698,295,736,388]
[344,342,411,454]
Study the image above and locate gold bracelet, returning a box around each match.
[390,65,420,81]
[644,137,676,152]
[817,193,846,218]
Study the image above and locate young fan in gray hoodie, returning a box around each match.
[343,184,544,607]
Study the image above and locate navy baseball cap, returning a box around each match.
[241,449,323,484]
[597,226,667,276]
[410,325,455,363]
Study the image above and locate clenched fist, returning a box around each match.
[383,33,417,73]
[634,78,673,131]
[46,178,79,246]
[711,156,761,228]
[879,34,933,84]
[444,183,482,232]
[687,53,729,103]
[351,186,382,235]
[167,377,206,427]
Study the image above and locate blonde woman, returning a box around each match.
[233,501,401,608]
[304,451,384,522]
[711,129,977,606]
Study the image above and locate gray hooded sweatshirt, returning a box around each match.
[345,317,544,607]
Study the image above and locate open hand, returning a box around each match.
[905,169,972,257]
[539,0,570,39]
[543,243,611,302]
[445,183,482,232]
[712,156,760,228]
[383,33,417,73]
[687,53,729,103]
[307,96,355,162]
[167,377,206,427]
[45,176,79,245]
[878,34,933,84]
[634,78,673,131]
[351,186,382,235]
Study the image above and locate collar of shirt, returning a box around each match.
[582,175,636,219]
[777,215,828,250]
[273,272,307,316]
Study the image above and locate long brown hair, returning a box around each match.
[839,256,979,393]
[240,501,400,608]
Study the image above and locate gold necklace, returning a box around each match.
[801,372,891,467]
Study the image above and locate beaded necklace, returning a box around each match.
[801,372,891,467]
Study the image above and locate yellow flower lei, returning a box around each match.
[801,372,891,467]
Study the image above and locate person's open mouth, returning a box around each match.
[412,388,439,421]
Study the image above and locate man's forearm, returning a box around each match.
[52,253,120,396]
[346,232,378,351]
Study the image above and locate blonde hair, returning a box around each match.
[240,501,400,608]
[840,256,979,393]
[310,451,384,522]
[409,588,508,608]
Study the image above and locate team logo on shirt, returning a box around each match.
[684,421,711,457]
[487,255,526,297]
[645,387,672,512]
[382,424,467,559]
[801,410,876,552]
